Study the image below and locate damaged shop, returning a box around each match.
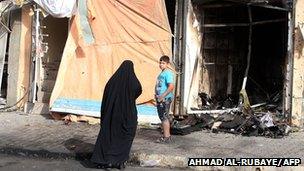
[170,0,301,137]
[0,0,72,114]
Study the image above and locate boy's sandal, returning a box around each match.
[156,136,172,143]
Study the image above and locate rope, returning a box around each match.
[0,88,30,111]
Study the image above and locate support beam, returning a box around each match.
[173,0,183,117]
[253,18,286,25]
[203,23,249,27]
[200,4,239,8]
[7,9,21,106]
[251,4,290,11]
[179,0,188,116]
[199,2,289,11]
[241,5,252,90]
[202,18,286,28]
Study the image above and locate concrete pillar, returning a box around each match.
[7,9,21,106]
[7,7,32,108]
[292,0,304,127]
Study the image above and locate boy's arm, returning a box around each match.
[157,83,174,102]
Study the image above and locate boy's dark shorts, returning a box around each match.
[157,98,172,122]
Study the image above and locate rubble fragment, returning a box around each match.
[172,91,290,138]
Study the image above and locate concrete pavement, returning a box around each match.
[0,112,304,170]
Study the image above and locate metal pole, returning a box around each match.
[285,3,295,124]
[179,0,188,117]
[30,5,41,103]
[173,0,181,117]
[241,6,252,90]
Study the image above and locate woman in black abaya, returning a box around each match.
[91,60,142,169]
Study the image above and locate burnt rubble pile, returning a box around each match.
[171,92,291,138]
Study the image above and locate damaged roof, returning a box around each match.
[193,0,291,9]
[193,0,284,3]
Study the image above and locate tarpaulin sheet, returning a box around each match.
[33,0,77,18]
[50,0,172,116]
[183,1,202,112]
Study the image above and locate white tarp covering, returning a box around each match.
[299,23,304,40]
[182,1,202,112]
[34,0,77,18]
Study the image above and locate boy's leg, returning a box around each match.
[162,119,170,137]
[163,99,172,137]
[156,99,172,143]
[157,104,169,137]
[157,101,165,135]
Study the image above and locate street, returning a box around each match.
[0,154,181,171]
[1,112,304,170]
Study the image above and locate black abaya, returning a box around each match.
[91,60,142,165]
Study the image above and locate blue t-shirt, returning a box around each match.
[155,69,174,100]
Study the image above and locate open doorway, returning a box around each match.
[36,16,69,104]
[170,0,293,137]
[247,7,287,105]
[0,11,9,107]
[192,0,289,111]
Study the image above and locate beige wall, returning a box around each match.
[292,0,304,126]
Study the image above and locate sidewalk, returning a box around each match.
[0,112,304,170]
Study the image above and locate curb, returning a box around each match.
[130,152,187,168]
[0,147,75,160]
[130,152,304,171]
[2,147,304,171]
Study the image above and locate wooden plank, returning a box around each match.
[17,6,32,107]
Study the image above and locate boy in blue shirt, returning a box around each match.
[155,55,174,143]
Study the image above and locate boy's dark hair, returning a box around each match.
[159,55,170,63]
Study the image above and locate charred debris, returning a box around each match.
[171,0,293,138]
[171,91,291,138]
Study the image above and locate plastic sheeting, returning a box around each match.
[182,2,202,112]
[33,0,77,18]
[50,0,172,116]
[300,23,304,39]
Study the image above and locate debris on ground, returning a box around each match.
[50,112,100,125]
[172,91,291,138]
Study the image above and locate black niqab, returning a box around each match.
[91,60,142,165]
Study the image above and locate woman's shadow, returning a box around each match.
[64,138,97,168]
